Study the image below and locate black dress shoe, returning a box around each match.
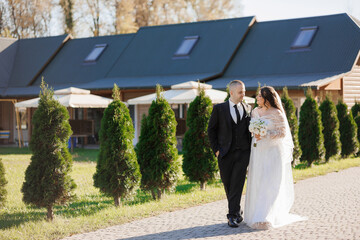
[235,215,243,224]
[228,217,239,228]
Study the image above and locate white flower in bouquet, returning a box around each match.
[249,118,269,147]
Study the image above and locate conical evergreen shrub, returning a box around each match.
[351,101,360,118]
[0,158,7,206]
[182,87,218,190]
[224,85,230,102]
[21,80,76,221]
[135,84,180,200]
[281,87,301,165]
[336,100,359,157]
[354,115,360,155]
[93,84,141,206]
[319,95,341,161]
[298,88,325,166]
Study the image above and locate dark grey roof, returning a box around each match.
[31,34,135,87]
[77,73,217,90]
[106,17,254,79]
[7,35,68,88]
[208,13,360,89]
[0,38,17,89]
[208,71,345,91]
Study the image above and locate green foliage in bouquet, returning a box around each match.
[135,84,180,200]
[94,84,141,206]
[0,158,7,206]
[21,80,76,221]
[298,88,325,166]
[281,87,302,165]
[336,99,359,157]
[319,95,341,161]
[182,87,218,190]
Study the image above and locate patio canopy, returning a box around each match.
[15,87,113,108]
[127,81,255,105]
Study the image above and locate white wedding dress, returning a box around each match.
[244,107,306,229]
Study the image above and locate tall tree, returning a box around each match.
[185,0,237,21]
[336,100,359,157]
[319,95,341,161]
[6,0,52,38]
[135,84,180,200]
[182,86,217,190]
[59,0,74,35]
[113,0,137,34]
[281,87,302,165]
[0,158,7,206]
[94,84,141,206]
[298,88,325,166]
[21,80,76,221]
[109,0,242,35]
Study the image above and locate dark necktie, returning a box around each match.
[233,104,241,124]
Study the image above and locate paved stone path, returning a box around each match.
[63,167,360,240]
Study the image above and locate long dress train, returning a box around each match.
[244,109,306,229]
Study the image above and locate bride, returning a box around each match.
[244,86,306,229]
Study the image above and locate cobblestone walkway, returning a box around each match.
[63,167,360,240]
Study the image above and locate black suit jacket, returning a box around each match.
[208,101,252,158]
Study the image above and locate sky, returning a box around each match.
[240,0,360,22]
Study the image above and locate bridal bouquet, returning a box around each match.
[249,118,269,147]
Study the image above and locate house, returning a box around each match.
[0,13,359,145]
[208,14,360,112]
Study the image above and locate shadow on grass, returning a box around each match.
[0,147,31,155]
[0,209,46,229]
[0,147,99,162]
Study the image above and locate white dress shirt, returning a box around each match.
[229,99,243,124]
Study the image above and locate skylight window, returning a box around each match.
[174,36,199,57]
[84,44,107,63]
[291,26,318,49]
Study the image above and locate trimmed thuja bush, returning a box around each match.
[182,87,218,190]
[319,95,341,161]
[281,87,301,165]
[135,84,180,200]
[355,115,360,155]
[351,101,360,118]
[0,158,7,206]
[336,99,359,157]
[93,84,141,206]
[22,80,76,221]
[298,88,325,166]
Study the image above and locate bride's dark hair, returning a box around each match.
[260,86,282,110]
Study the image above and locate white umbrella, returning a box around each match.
[127,81,255,105]
[15,87,113,108]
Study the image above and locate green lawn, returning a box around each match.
[0,147,359,240]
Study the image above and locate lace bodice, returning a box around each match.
[251,108,286,139]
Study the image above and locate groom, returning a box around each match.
[208,80,251,227]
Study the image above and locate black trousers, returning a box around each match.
[218,148,250,218]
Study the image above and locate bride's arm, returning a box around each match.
[267,110,286,139]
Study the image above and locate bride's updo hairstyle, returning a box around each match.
[260,86,282,110]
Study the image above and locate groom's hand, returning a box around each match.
[216,151,219,157]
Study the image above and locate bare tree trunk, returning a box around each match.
[114,195,121,207]
[151,189,157,200]
[157,188,162,199]
[200,181,206,190]
[46,205,54,221]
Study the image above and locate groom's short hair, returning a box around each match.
[228,80,245,92]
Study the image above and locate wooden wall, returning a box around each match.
[343,65,360,108]
[0,101,15,144]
